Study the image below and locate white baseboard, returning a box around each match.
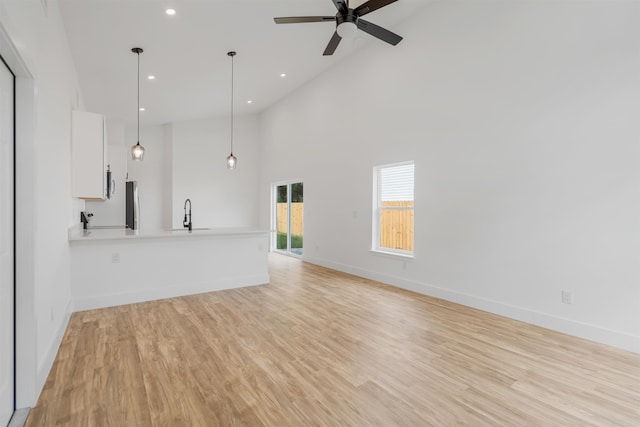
[71,274,270,312]
[8,407,30,427]
[303,256,640,354]
[36,299,72,400]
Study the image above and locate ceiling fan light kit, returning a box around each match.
[336,22,357,39]
[274,0,403,56]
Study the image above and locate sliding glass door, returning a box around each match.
[273,181,303,256]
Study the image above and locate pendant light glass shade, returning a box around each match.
[132,142,145,161]
[131,47,145,161]
[226,51,237,170]
[226,153,237,170]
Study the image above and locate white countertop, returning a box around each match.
[68,225,270,242]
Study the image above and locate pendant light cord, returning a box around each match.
[137,50,140,143]
[230,53,234,154]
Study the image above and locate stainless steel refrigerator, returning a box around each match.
[125,181,140,230]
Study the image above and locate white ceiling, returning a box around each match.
[59,0,429,127]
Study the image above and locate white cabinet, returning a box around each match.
[71,110,107,200]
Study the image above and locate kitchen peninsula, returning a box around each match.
[69,226,270,311]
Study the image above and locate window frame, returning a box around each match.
[372,161,415,259]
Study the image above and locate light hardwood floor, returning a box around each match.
[27,254,640,426]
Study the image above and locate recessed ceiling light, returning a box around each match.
[165,8,176,16]
[147,75,155,80]
[247,100,253,104]
[280,73,286,78]
[139,107,145,111]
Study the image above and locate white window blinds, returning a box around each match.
[380,163,414,202]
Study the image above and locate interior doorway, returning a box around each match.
[273,181,303,257]
[0,53,15,426]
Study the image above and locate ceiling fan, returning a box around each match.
[274,0,403,56]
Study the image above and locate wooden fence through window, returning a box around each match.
[276,203,304,236]
[380,201,414,251]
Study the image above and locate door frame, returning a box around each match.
[0,48,16,425]
[0,18,39,409]
[270,179,303,258]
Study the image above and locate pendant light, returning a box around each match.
[226,51,237,170]
[131,47,145,161]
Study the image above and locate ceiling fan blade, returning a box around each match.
[357,19,403,45]
[354,0,398,17]
[274,16,336,24]
[331,0,348,15]
[323,31,342,56]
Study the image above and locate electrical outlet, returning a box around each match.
[111,252,120,263]
[561,291,573,304]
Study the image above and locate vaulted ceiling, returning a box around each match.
[59,0,428,127]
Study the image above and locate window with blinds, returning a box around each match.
[373,162,414,256]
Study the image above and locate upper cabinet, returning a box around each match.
[71,110,107,200]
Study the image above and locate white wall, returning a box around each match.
[125,124,169,231]
[258,1,640,352]
[162,124,173,229]
[171,115,261,229]
[0,0,84,406]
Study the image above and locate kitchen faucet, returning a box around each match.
[80,211,93,230]
[183,199,192,231]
